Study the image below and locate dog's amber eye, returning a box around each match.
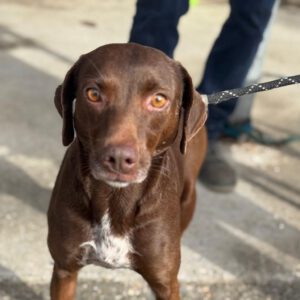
[86,88,100,102]
[150,94,168,109]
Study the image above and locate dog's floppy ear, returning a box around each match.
[179,65,208,154]
[54,60,80,146]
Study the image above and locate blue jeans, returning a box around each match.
[129,0,276,140]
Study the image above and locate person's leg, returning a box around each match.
[198,0,277,192]
[198,0,277,140]
[129,0,189,58]
[228,0,280,124]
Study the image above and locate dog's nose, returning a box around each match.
[102,145,138,174]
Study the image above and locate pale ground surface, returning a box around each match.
[0,0,300,299]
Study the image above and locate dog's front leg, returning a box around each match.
[136,250,181,300]
[153,278,180,300]
[144,273,180,300]
[50,264,78,300]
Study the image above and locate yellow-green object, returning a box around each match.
[189,0,200,6]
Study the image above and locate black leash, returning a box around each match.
[205,74,300,104]
[203,74,300,145]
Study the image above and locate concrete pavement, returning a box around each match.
[0,0,300,299]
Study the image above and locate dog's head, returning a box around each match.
[54,43,207,188]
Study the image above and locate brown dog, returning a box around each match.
[48,43,207,300]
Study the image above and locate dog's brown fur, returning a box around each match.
[48,43,207,300]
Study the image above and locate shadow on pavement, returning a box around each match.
[0,25,73,64]
[0,157,50,213]
[255,120,300,160]
[0,26,68,213]
[183,181,300,299]
[0,265,44,300]
[239,161,300,210]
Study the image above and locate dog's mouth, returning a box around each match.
[105,180,131,188]
[90,165,148,188]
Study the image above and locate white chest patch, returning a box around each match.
[79,212,133,269]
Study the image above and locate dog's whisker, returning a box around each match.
[150,165,170,180]
[85,56,103,79]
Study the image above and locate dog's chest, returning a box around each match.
[79,212,133,269]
